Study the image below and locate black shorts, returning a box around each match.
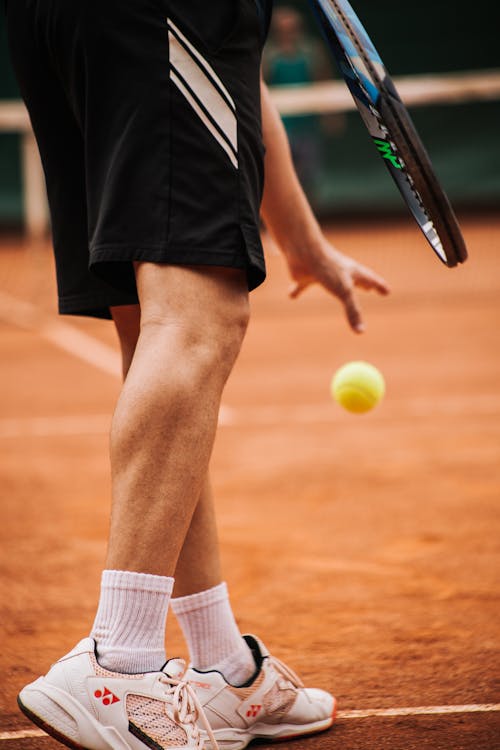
[6,0,272,318]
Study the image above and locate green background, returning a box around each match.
[1,1,499,224]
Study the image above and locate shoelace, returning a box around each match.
[159,675,219,750]
[269,655,304,689]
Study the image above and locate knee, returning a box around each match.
[134,264,251,389]
[141,295,249,387]
[184,296,249,379]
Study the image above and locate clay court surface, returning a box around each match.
[0,216,499,749]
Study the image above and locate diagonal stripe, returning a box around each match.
[168,28,237,161]
[170,69,238,169]
[170,64,237,159]
[167,19,235,110]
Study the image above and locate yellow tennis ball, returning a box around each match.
[331,361,385,413]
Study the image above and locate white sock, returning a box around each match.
[91,569,174,674]
[171,581,256,685]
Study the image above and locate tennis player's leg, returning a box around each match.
[111,304,140,379]
[7,20,244,750]
[112,304,258,686]
[111,303,223,594]
[17,263,249,750]
[106,262,249,577]
[111,299,337,749]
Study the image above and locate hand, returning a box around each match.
[286,238,390,333]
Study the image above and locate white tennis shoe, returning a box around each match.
[18,638,218,750]
[185,634,336,750]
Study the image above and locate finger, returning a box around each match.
[353,266,390,295]
[343,292,365,333]
[289,280,308,299]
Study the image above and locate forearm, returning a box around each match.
[260,80,323,259]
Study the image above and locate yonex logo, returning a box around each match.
[373,138,402,169]
[246,704,262,718]
[94,687,120,706]
[189,680,212,690]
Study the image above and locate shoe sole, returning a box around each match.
[18,694,89,750]
[204,699,337,750]
[18,681,132,750]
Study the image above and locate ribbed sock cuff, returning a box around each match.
[170,581,229,615]
[100,569,174,594]
[91,570,174,674]
[171,581,255,683]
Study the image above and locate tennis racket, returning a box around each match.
[308,0,468,267]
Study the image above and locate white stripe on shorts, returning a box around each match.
[167,19,235,109]
[170,69,238,169]
[168,20,238,168]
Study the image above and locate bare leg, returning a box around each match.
[172,475,222,596]
[106,264,249,576]
[111,304,140,379]
[111,291,255,683]
[111,304,222,595]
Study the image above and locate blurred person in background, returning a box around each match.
[264,5,343,200]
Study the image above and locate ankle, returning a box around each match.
[206,638,256,686]
[91,570,173,674]
[171,581,256,684]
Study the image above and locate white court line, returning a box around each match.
[2,389,500,439]
[1,704,499,741]
[0,410,234,439]
[0,394,500,440]
[0,291,121,378]
[337,703,500,719]
[0,730,43,741]
[2,291,500,431]
[0,414,111,439]
[217,396,500,426]
[42,322,120,378]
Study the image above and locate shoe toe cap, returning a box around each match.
[288,687,335,722]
